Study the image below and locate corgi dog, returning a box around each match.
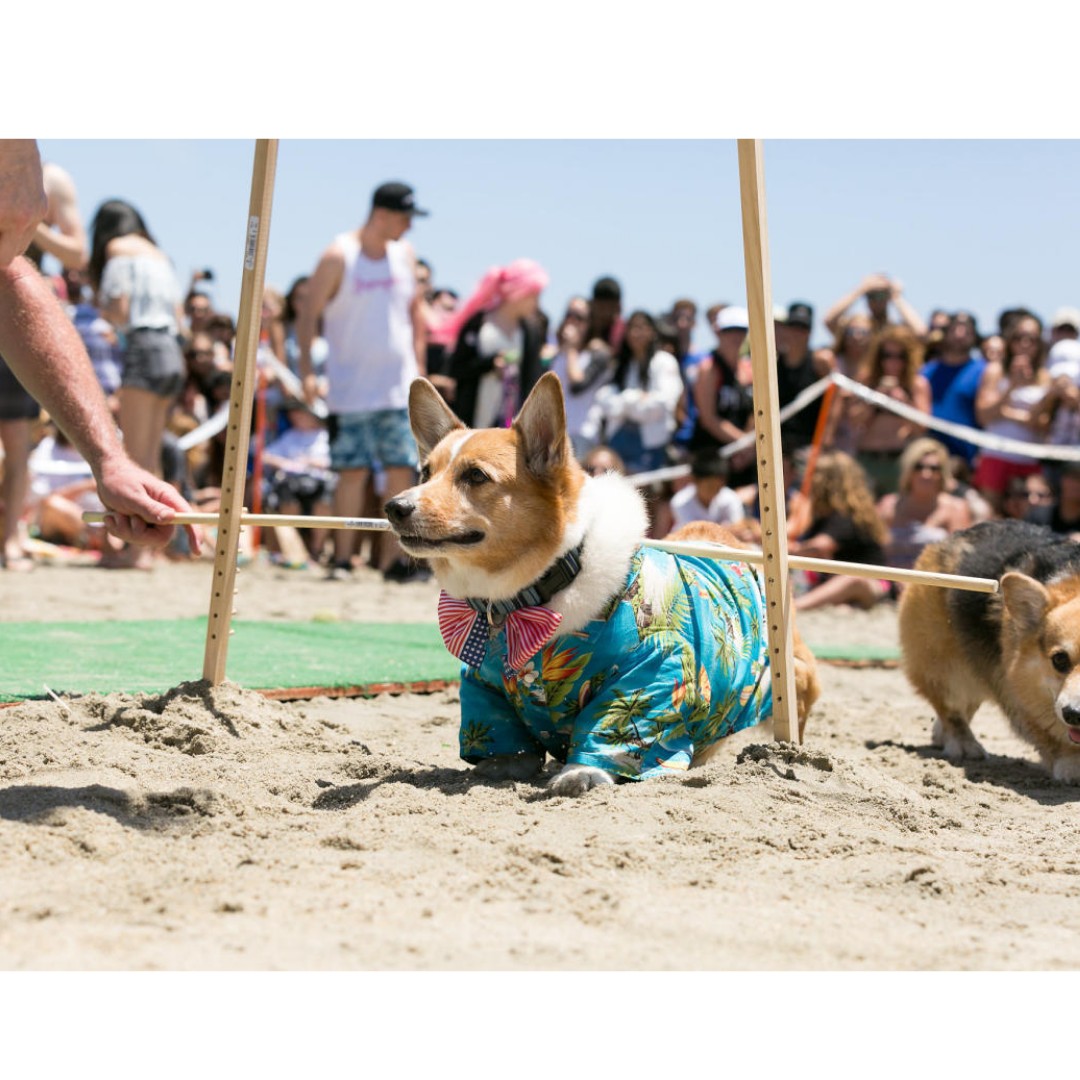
[899,519,1080,783]
[385,373,820,796]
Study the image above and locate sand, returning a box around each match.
[1,555,1079,971]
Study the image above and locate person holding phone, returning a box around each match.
[823,272,928,340]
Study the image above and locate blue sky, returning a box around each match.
[38,139,1080,353]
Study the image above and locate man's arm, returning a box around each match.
[31,163,88,271]
[297,244,343,404]
[0,258,197,549]
[0,140,47,267]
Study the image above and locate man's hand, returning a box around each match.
[0,141,48,267]
[95,453,202,553]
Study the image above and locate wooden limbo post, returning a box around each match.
[203,139,278,684]
[735,139,799,741]
[188,138,996,729]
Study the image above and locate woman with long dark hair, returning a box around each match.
[89,198,185,567]
[591,309,683,476]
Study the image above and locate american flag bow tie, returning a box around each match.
[438,591,563,672]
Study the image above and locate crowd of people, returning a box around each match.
[4,164,1080,613]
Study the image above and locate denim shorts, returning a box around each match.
[327,408,419,471]
[122,328,185,398]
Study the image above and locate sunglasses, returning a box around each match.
[880,349,907,360]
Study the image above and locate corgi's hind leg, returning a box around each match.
[900,579,986,762]
[917,666,986,761]
[915,665,987,761]
[932,709,987,762]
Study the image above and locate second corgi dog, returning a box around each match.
[899,519,1080,782]
[385,373,820,796]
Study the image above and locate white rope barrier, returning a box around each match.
[627,367,1080,488]
[176,405,230,452]
[828,372,1080,462]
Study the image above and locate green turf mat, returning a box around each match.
[807,643,900,662]
[0,619,899,702]
[0,619,463,701]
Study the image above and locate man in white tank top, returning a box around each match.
[297,181,429,580]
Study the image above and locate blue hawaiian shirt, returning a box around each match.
[458,545,772,780]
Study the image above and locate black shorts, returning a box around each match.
[0,355,39,421]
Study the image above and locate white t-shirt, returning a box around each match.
[264,426,331,472]
[669,483,745,529]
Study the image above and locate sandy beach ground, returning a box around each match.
[1,555,1079,971]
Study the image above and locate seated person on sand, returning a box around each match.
[876,437,972,576]
[667,449,753,540]
[261,398,337,562]
[26,424,107,553]
[788,450,893,612]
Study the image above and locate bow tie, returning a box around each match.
[438,592,563,673]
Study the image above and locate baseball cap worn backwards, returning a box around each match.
[372,181,429,216]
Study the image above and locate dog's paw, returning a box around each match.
[473,752,545,782]
[547,764,616,796]
[934,717,986,762]
[1051,754,1080,784]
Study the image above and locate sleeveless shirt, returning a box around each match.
[321,233,418,413]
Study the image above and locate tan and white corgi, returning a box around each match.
[386,373,819,795]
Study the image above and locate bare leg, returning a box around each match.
[117,387,169,475]
[379,465,417,572]
[795,574,882,612]
[331,467,369,568]
[0,418,32,568]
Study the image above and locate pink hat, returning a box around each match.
[432,259,549,348]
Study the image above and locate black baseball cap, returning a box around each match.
[785,301,813,329]
[371,181,429,216]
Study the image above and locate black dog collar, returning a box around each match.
[466,543,584,619]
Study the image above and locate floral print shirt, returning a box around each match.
[457,545,772,780]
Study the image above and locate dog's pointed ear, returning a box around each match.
[409,378,466,458]
[513,372,569,478]
[1001,571,1050,634]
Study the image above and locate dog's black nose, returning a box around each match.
[1063,704,1080,728]
[384,495,416,527]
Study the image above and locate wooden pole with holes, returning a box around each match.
[737,139,799,742]
[203,139,279,684]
